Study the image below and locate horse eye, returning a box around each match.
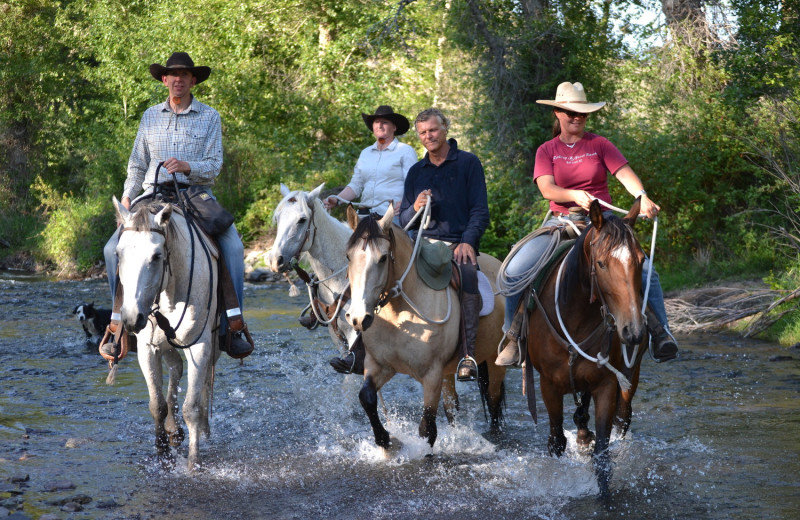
[298,217,307,225]
[152,253,162,263]
[379,254,387,264]
[597,260,606,269]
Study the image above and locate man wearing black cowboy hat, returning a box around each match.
[101,52,253,359]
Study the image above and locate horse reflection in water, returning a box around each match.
[344,205,507,449]
[527,199,648,498]
[113,196,220,472]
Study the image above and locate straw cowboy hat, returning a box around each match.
[361,106,411,136]
[536,82,606,114]
[149,52,212,83]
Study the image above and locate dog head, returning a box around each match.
[73,302,97,322]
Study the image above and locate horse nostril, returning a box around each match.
[362,314,373,330]
[276,255,284,267]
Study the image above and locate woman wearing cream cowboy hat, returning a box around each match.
[495,82,678,366]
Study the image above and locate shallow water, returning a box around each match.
[1,276,799,519]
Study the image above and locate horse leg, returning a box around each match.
[419,372,444,447]
[540,378,567,457]
[137,343,171,465]
[183,343,213,472]
[592,383,618,499]
[441,376,459,426]
[359,373,392,448]
[614,366,641,437]
[481,363,507,434]
[573,391,595,451]
[163,347,185,447]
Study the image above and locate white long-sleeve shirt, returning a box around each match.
[347,137,418,216]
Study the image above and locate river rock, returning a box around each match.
[60,502,83,513]
[6,513,32,520]
[0,506,10,517]
[42,480,75,492]
[64,438,90,449]
[38,515,60,520]
[8,475,28,484]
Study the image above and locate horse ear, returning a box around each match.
[346,204,359,230]
[307,183,325,200]
[624,197,642,226]
[154,204,173,228]
[378,204,394,231]
[588,199,604,229]
[280,183,290,197]
[113,196,130,222]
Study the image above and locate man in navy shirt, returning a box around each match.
[399,108,490,381]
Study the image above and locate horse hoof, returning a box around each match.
[380,436,403,457]
[168,427,185,447]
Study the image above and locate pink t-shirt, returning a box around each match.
[533,133,628,215]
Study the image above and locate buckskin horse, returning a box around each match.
[266,184,468,425]
[526,198,648,498]
[344,205,507,449]
[111,196,220,472]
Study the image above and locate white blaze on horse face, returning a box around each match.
[117,231,166,329]
[347,239,388,326]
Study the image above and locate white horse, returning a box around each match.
[113,196,220,471]
[265,183,358,356]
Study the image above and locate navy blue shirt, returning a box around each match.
[399,138,490,251]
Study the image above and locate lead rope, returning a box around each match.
[377,198,452,324]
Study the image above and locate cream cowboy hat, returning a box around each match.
[536,82,605,113]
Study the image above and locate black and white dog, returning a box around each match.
[73,302,112,348]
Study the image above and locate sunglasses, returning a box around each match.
[557,109,588,119]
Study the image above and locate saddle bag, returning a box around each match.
[182,186,235,237]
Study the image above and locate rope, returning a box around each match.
[379,199,452,324]
[329,195,394,210]
[553,255,632,391]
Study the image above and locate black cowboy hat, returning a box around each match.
[361,105,410,136]
[149,52,212,84]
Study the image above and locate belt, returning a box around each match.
[554,211,586,217]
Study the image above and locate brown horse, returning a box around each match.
[344,205,507,449]
[526,198,648,498]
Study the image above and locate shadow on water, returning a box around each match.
[1,276,799,519]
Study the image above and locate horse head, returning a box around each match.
[581,198,646,346]
[113,196,173,334]
[344,205,395,332]
[266,183,325,272]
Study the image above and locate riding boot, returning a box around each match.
[646,308,678,362]
[496,307,524,366]
[457,293,481,382]
[220,322,255,359]
[329,335,365,375]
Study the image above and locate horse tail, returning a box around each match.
[477,361,506,431]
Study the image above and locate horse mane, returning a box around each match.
[346,215,385,251]
[128,200,180,237]
[558,214,634,306]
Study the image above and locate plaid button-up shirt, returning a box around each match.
[123,96,223,201]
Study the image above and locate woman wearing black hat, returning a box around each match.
[324,106,418,218]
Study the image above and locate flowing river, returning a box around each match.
[1,274,799,519]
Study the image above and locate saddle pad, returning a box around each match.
[478,271,494,317]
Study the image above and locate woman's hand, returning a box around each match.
[639,194,661,219]
[323,196,338,210]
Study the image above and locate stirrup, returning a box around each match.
[456,355,478,382]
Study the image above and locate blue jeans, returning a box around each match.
[501,217,670,333]
[104,198,245,335]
